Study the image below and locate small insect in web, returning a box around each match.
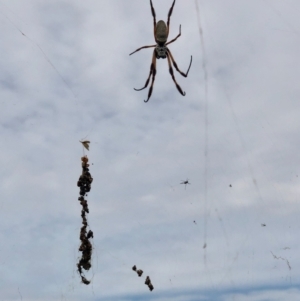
[180,178,191,189]
[129,0,192,102]
[80,140,90,151]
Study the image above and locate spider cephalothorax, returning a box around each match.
[155,46,167,59]
[130,0,192,102]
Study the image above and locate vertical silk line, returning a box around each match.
[194,0,209,260]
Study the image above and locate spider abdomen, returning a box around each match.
[155,20,168,44]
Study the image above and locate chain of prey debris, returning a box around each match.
[77,155,94,285]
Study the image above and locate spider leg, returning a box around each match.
[134,49,157,103]
[134,50,156,91]
[150,0,157,40]
[167,0,176,36]
[167,48,192,77]
[166,25,181,46]
[166,52,186,96]
[129,44,156,56]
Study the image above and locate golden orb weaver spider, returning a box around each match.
[130,0,193,103]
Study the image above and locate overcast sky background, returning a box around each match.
[0,0,300,300]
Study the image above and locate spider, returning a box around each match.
[180,178,191,189]
[130,0,192,102]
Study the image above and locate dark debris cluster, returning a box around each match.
[145,276,154,291]
[132,265,143,277]
[77,156,94,285]
[132,265,154,292]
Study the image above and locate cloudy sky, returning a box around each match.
[0,0,300,300]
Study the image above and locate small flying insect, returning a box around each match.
[180,178,190,189]
[130,0,192,102]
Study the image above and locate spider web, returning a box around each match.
[0,1,299,300]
